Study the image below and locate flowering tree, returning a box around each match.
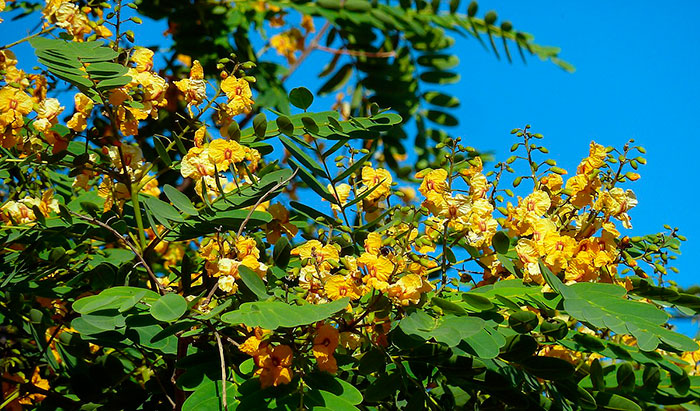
[1,1,698,410]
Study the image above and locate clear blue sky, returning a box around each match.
[3,2,699,327]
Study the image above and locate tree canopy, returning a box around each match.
[0,1,698,410]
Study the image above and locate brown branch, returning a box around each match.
[69,211,165,295]
[315,45,396,58]
[214,332,229,411]
[281,22,330,83]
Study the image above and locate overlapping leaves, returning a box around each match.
[30,37,131,102]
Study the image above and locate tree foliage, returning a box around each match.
[0,1,698,410]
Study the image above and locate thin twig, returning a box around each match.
[70,211,166,295]
[281,22,330,82]
[214,331,229,411]
[0,27,55,50]
[315,45,396,58]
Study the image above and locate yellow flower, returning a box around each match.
[66,92,93,132]
[240,333,264,357]
[208,138,247,169]
[291,240,340,269]
[327,183,351,213]
[235,236,260,260]
[180,147,215,179]
[593,187,637,229]
[255,345,294,388]
[540,173,564,192]
[357,253,394,291]
[270,28,304,63]
[313,323,339,357]
[264,203,298,244]
[520,190,551,217]
[0,86,33,126]
[387,274,433,306]
[417,168,449,208]
[324,275,361,301]
[221,76,254,116]
[301,15,315,33]
[364,232,383,255]
[33,98,64,133]
[543,232,577,273]
[577,141,607,174]
[131,47,154,72]
[361,166,392,201]
[174,60,207,109]
[217,275,238,294]
[565,174,601,208]
[468,173,490,199]
[313,323,339,374]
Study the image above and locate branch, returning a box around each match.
[315,45,396,59]
[214,331,229,411]
[69,211,166,295]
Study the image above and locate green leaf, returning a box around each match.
[319,64,353,95]
[153,137,172,167]
[461,293,495,311]
[540,261,696,352]
[426,109,458,126]
[253,112,268,138]
[508,310,539,334]
[642,364,660,391]
[399,311,484,347]
[279,135,327,178]
[301,116,320,134]
[417,54,460,70]
[181,379,238,411]
[492,231,510,254]
[616,362,635,392]
[519,356,575,380]
[594,392,642,411]
[590,358,606,390]
[143,195,185,223]
[288,159,338,204]
[273,237,292,268]
[290,201,338,226]
[289,87,314,110]
[420,70,460,85]
[150,293,187,322]
[276,115,295,136]
[431,297,467,316]
[238,265,268,300]
[163,185,198,215]
[500,334,538,362]
[305,373,363,405]
[220,298,349,329]
[423,91,460,108]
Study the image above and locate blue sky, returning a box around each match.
[3,2,699,330]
